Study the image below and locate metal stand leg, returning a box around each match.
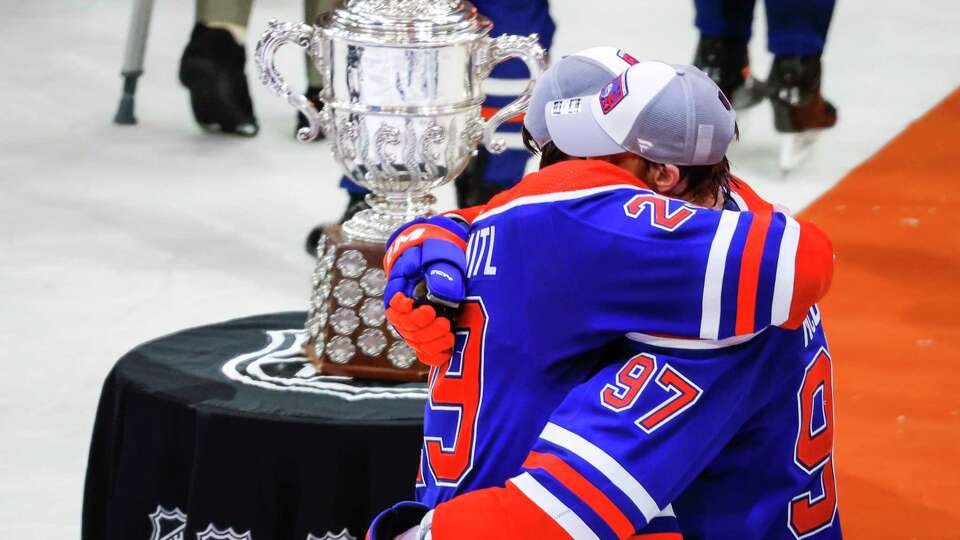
[114,0,155,125]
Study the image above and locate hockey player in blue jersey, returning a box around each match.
[371,58,838,539]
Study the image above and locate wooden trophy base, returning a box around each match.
[303,225,428,382]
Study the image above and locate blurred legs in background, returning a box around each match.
[180,0,333,138]
[176,1,554,253]
[180,0,258,136]
[178,0,346,253]
[693,0,838,170]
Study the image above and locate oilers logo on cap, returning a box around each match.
[599,73,629,115]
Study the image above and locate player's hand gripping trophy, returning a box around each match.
[256,0,545,381]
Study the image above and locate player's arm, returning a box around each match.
[379,203,503,365]
[717,177,830,330]
[727,177,830,329]
[383,488,677,539]
[561,188,833,340]
[727,175,775,213]
[429,487,680,539]
[442,205,486,226]
[428,347,763,539]
[381,216,470,365]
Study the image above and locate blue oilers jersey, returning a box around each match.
[514,306,841,539]
[502,306,841,540]
[414,160,835,538]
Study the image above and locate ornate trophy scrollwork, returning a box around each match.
[255,0,546,381]
[477,33,548,154]
[254,19,330,142]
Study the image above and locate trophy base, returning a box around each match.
[305,225,428,383]
[305,347,428,382]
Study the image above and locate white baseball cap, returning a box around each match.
[523,47,640,149]
[544,61,737,166]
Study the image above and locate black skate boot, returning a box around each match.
[767,55,837,133]
[767,54,837,171]
[304,191,371,256]
[693,36,765,111]
[295,86,327,141]
[179,23,259,136]
[455,150,507,208]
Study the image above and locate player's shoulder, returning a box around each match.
[473,160,648,223]
[475,160,732,252]
[728,176,774,212]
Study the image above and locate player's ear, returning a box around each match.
[649,163,682,195]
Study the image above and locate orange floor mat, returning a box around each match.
[801,88,960,538]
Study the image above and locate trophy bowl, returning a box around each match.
[256,0,546,380]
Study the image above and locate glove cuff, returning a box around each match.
[386,216,468,248]
[384,222,468,276]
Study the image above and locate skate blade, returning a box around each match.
[199,122,258,137]
[233,123,259,137]
[779,130,821,174]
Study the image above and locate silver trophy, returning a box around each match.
[255,0,546,380]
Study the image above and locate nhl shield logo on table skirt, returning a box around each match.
[221,329,427,401]
[196,524,252,540]
[149,506,187,540]
[307,529,357,540]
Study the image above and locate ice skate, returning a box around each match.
[694,36,766,111]
[179,23,259,137]
[768,55,837,173]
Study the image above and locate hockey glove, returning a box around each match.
[386,293,456,367]
[367,501,433,540]
[383,216,469,310]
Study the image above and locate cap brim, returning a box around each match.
[544,96,624,157]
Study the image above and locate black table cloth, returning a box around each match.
[82,312,427,540]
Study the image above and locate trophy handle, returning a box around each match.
[478,33,548,154]
[254,19,329,142]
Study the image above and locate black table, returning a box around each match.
[82,312,427,540]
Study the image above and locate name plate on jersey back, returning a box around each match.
[255,0,546,380]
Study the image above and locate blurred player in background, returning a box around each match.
[177,0,554,252]
[371,59,839,539]
[692,0,838,170]
[179,0,334,137]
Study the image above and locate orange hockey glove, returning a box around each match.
[386,292,456,367]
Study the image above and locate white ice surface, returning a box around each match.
[0,0,957,536]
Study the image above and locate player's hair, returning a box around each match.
[522,127,575,169]
[522,125,740,208]
[671,156,734,207]
[669,123,740,207]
